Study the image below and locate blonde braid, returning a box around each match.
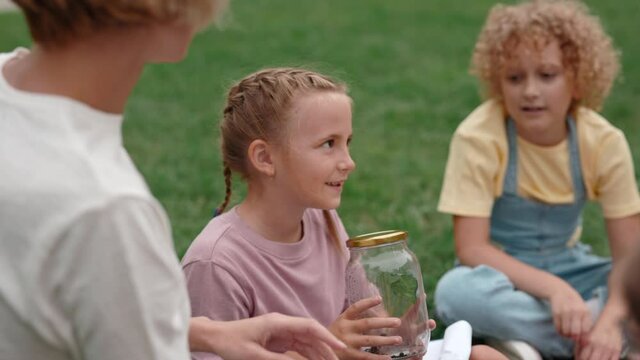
[214,164,233,216]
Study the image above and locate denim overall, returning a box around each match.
[434,118,611,358]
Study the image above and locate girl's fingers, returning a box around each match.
[338,347,392,360]
[343,297,383,319]
[428,319,436,330]
[349,334,403,348]
[353,317,401,333]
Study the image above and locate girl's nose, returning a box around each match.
[339,152,356,172]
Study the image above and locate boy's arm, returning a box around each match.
[454,215,578,300]
[54,198,191,360]
[577,214,640,359]
[454,215,591,339]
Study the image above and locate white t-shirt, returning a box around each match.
[0,49,190,360]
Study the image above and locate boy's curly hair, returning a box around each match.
[471,0,620,111]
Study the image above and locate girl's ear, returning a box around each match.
[247,139,275,177]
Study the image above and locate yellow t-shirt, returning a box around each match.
[438,99,640,219]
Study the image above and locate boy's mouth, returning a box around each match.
[521,105,546,112]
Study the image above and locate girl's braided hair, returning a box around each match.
[217,67,348,251]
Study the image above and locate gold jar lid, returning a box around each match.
[346,230,408,248]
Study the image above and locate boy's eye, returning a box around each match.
[322,139,334,148]
[540,72,557,80]
[506,74,523,83]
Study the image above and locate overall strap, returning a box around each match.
[567,116,586,200]
[503,119,519,195]
[504,117,585,198]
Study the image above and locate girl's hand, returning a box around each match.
[392,293,433,345]
[574,316,623,360]
[329,296,403,360]
[548,284,592,339]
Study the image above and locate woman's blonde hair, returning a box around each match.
[12,0,226,48]
[217,67,349,250]
[471,0,620,111]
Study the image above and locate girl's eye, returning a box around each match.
[322,139,334,148]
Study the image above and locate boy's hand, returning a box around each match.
[548,284,592,339]
[329,296,402,359]
[574,316,623,360]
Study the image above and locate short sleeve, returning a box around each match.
[182,260,251,321]
[437,130,503,217]
[52,197,191,360]
[183,260,252,360]
[594,131,640,218]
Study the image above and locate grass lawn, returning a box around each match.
[2,0,639,338]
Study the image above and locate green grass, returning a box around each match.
[2,0,639,338]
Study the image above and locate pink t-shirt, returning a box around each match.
[182,207,349,339]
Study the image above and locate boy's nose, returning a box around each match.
[523,79,540,98]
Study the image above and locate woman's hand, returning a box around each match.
[329,296,403,359]
[189,314,347,360]
[548,283,592,340]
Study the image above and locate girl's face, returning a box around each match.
[271,91,355,211]
[500,39,577,146]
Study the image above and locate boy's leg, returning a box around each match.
[434,265,573,358]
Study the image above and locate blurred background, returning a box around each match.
[2,0,638,337]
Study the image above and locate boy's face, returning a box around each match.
[499,39,576,146]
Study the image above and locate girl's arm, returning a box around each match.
[577,214,640,360]
[454,215,592,338]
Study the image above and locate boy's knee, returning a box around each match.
[435,265,510,324]
[434,267,478,323]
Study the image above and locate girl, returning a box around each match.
[434,1,640,360]
[182,68,406,360]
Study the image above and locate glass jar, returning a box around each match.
[345,230,430,360]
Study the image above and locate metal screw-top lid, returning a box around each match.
[346,230,408,248]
